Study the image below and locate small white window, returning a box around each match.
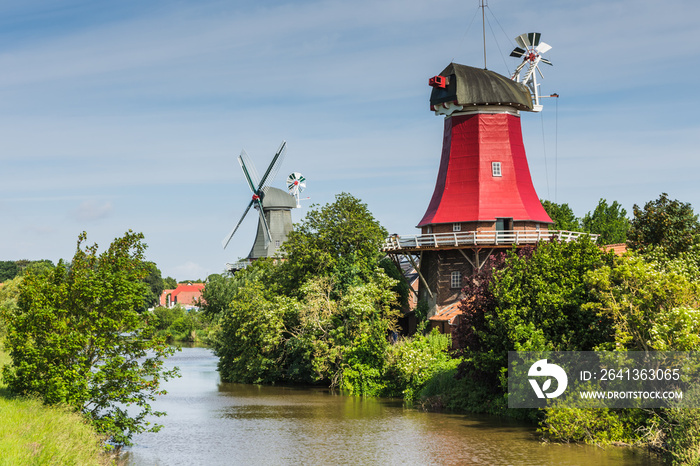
[450,271,462,289]
[426,226,433,234]
[275,240,281,248]
[492,162,502,177]
[453,223,461,232]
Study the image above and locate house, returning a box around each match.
[159,283,205,310]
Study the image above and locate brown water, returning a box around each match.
[122,347,661,465]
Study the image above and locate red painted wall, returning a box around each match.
[418,112,552,227]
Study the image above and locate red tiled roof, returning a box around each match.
[171,283,205,297]
[602,243,628,256]
[429,302,463,323]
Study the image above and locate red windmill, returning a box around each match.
[385,33,593,335]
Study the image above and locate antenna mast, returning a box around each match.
[480,0,487,69]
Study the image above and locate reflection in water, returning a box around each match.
[123,347,660,465]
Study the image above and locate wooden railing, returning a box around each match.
[382,230,598,252]
[225,260,253,271]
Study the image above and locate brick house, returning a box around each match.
[159,283,205,310]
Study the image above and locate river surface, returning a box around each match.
[122,347,661,465]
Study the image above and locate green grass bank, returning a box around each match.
[0,345,111,466]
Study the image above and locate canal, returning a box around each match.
[123,346,661,465]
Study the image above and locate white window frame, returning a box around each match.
[453,223,461,232]
[450,271,462,289]
[492,162,502,177]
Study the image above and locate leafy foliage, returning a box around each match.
[163,276,177,289]
[585,254,700,351]
[0,261,19,282]
[383,329,459,400]
[541,200,580,231]
[141,262,165,310]
[1,231,179,447]
[582,198,630,245]
[210,194,400,394]
[628,192,700,257]
[278,192,388,295]
[455,238,615,393]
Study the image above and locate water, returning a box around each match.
[123,347,660,465]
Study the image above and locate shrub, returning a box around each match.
[383,329,460,400]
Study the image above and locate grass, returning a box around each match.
[0,342,112,466]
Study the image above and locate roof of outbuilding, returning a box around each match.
[430,63,533,112]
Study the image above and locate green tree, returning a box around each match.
[22,260,55,276]
[585,253,700,351]
[2,231,179,447]
[214,278,291,384]
[0,261,18,282]
[0,276,23,336]
[456,237,614,391]
[279,192,388,295]
[211,193,400,393]
[582,199,630,245]
[163,276,177,289]
[142,262,165,310]
[628,193,700,257]
[541,200,581,231]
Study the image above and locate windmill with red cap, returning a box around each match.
[383,33,596,327]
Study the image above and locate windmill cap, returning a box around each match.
[429,63,533,112]
[260,187,297,209]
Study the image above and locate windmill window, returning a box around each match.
[492,162,502,177]
[453,223,461,232]
[451,271,462,289]
[275,240,281,248]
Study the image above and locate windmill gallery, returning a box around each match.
[221,32,598,339]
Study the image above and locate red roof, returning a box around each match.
[159,283,205,307]
[418,113,552,226]
[603,243,628,256]
[171,283,205,297]
[429,302,463,324]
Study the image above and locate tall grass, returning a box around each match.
[0,344,112,466]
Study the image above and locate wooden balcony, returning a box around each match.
[382,230,598,253]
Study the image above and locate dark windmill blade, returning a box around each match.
[239,154,273,246]
[255,188,273,245]
[222,140,290,251]
[256,140,287,192]
[238,149,260,189]
[510,47,526,58]
[238,151,258,194]
[541,57,553,66]
[528,32,541,46]
[222,200,254,249]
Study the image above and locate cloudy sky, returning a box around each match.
[2,0,698,280]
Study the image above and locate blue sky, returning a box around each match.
[2,0,699,280]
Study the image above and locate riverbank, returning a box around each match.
[0,345,112,465]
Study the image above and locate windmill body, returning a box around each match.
[222,141,307,271]
[383,34,595,331]
[247,187,296,260]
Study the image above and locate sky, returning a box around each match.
[2,0,699,280]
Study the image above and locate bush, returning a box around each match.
[539,407,626,444]
[383,329,459,400]
[152,306,186,330]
